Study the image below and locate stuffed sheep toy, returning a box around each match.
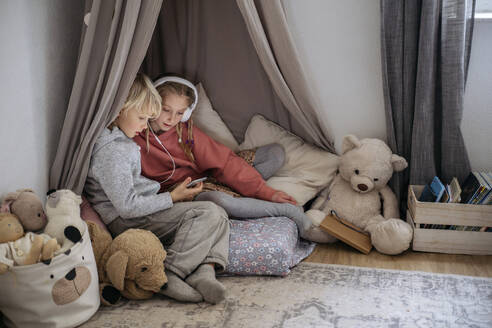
[306,135,413,255]
[44,189,86,254]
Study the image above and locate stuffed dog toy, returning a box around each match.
[87,221,168,305]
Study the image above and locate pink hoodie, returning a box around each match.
[134,125,277,201]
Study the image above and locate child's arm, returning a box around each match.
[93,147,173,219]
[192,127,277,201]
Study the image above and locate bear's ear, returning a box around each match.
[342,135,362,154]
[391,154,408,172]
[1,191,21,213]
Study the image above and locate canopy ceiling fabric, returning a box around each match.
[142,0,335,152]
[49,0,163,193]
[381,0,475,210]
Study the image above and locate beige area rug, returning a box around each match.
[81,262,492,328]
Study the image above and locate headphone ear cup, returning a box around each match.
[180,108,192,122]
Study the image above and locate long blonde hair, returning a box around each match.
[155,81,196,162]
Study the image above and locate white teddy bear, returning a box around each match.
[306,135,413,255]
[44,189,86,255]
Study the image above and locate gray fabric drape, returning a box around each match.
[381,0,475,210]
[50,0,162,194]
[142,0,335,152]
[236,0,335,152]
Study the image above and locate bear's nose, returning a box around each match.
[358,184,368,191]
[65,268,76,281]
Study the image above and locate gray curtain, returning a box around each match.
[142,0,335,152]
[381,0,475,210]
[50,0,163,194]
[236,0,335,152]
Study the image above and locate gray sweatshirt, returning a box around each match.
[84,127,173,225]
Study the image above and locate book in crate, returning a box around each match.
[461,171,492,205]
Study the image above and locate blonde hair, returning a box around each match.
[110,73,161,147]
[121,73,162,119]
[156,81,196,162]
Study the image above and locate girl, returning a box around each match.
[133,76,332,242]
[84,73,230,304]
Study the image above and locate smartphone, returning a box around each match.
[186,177,207,188]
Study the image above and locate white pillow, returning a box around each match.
[193,83,239,151]
[239,114,339,206]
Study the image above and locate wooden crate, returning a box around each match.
[407,185,492,255]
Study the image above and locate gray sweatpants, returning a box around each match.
[195,144,312,237]
[108,201,230,279]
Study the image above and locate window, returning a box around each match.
[476,0,492,19]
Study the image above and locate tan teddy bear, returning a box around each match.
[1,189,47,232]
[0,212,60,274]
[306,135,413,255]
[87,221,168,305]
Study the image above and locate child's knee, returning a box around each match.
[195,201,228,223]
[269,143,286,167]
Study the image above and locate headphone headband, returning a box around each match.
[153,76,198,122]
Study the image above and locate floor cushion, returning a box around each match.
[224,216,315,276]
[80,201,314,277]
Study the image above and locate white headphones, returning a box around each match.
[148,124,176,184]
[153,76,198,122]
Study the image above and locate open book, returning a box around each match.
[319,214,372,254]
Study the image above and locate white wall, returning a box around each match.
[462,19,492,172]
[283,0,386,153]
[284,0,492,171]
[0,1,84,199]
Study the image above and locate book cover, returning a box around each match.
[478,172,492,205]
[471,172,489,204]
[441,184,451,203]
[319,214,372,254]
[449,177,462,203]
[468,172,486,204]
[418,176,446,202]
[418,184,436,202]
[460,172,481,204]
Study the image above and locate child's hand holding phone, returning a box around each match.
[170,177,205,202]
[186,177,207,188]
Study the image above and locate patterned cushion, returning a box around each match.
[80,199,314,276]
[224,216,315,276]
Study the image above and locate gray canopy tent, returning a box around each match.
[49,0,335,197]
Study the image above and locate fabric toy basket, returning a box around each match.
[0,222,99,328]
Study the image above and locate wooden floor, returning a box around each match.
[305,242,492,278]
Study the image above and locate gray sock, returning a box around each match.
[158,270,203,303]
[186,264,226,304]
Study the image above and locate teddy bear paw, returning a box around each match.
[302,210,337,243]
[370,219,413,255]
